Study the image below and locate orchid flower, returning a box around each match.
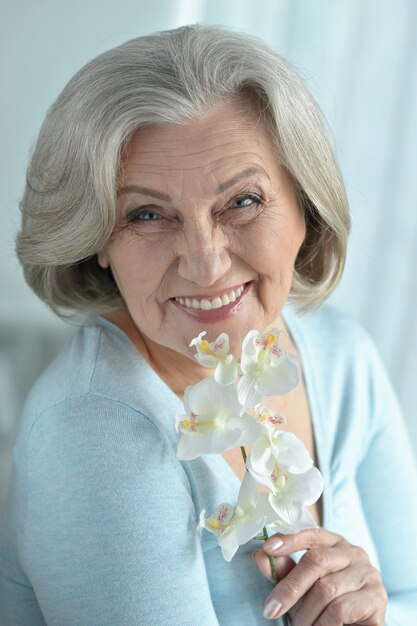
[238,329,300,406]
[175,378,261,460]
[250,407,313,476]
[189,331,238,385]
[177,325,323,581]
[199,476,319,562]
[247,456,324,525]
[255,405,287,428]
[268,506,319,534]
[199,472,270,561]
[246,487,319,531]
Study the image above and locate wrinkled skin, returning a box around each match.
[253,527,387,624]
[98,99,306,392]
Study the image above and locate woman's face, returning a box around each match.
[98,99,306,360]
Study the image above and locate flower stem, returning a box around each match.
[262,525,278,584]
[262,525,291,626]
[240,445,291,625]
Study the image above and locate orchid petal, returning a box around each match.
[241,330,259,356]
[286,467,324,506]
[219,515,267,554]
[238,371,263,406]
[210,428,251,452]
[254,492,278,524]
[194,354,218,368]
[215,502,235,525]
[177,422,260,459]
[230,413,262,442]
[246,456,276,491]
[186,378,223,416]
[214,358,238,386]
[273,432,313,474]
[177,433,216,460]
[212,333,230,356]
[269,493,302,524]
[199,505,235,537]
[236,471,259,510]
[257,354,300,397]
[268,506,318,533]
[199,509,222,536]
[256,405,286,428]
[250,436,275,475]
[220,543,239,562]
[189,331,206,347]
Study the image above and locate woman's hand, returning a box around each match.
[252,527,388,625]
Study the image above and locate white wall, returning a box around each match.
[1,0,416,504]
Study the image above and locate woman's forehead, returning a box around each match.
[118,100,279,195]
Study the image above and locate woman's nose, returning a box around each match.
[175,224,232,287]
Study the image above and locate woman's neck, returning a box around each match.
[103,309,213,398]
[103,308,291,399]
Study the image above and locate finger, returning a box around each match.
[312,585,387,626]
[252,551,302,622]
[290,563,373,626]
[264,527,343,557]
[262,544,353,619]
[252,551,296,583]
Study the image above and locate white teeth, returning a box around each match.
[175,284,246,310]
[211,297,223,309]
[200,299,211,310]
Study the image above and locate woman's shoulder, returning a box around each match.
[18,316,183,450]
[284,302,378,368]
[7,319,192,535]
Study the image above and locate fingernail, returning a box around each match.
[263,597,282,619]
[265,537,283,552]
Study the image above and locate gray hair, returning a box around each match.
[16,24,350,316]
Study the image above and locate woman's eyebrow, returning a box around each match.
[117,166,265,200]
[216,166,265,193]
[117,185,171,201]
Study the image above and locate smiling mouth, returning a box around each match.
[173,284,246,311]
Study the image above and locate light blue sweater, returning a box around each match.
[1,305,416,625]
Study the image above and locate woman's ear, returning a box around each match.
[97,249,110,269]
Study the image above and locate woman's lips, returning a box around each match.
[170,281,253,323]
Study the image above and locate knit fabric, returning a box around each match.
[0,304,416,625]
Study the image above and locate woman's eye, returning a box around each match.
[230,194,261,209]
[218,192,263,226]
[127,208,162,223]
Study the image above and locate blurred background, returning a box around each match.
[1,0,416,508]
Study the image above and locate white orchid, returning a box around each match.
[189,331,238,385]
[199,475,319,562]
[238,329,300,406]
[247,457,324,525]
[199,472,270,561]
[250,408,313,476]
[268,506,319,534]
[255,405,287,428]
[175,378,261,460]
[176,325,324,568]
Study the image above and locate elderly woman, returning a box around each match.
[1,24,416,626]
